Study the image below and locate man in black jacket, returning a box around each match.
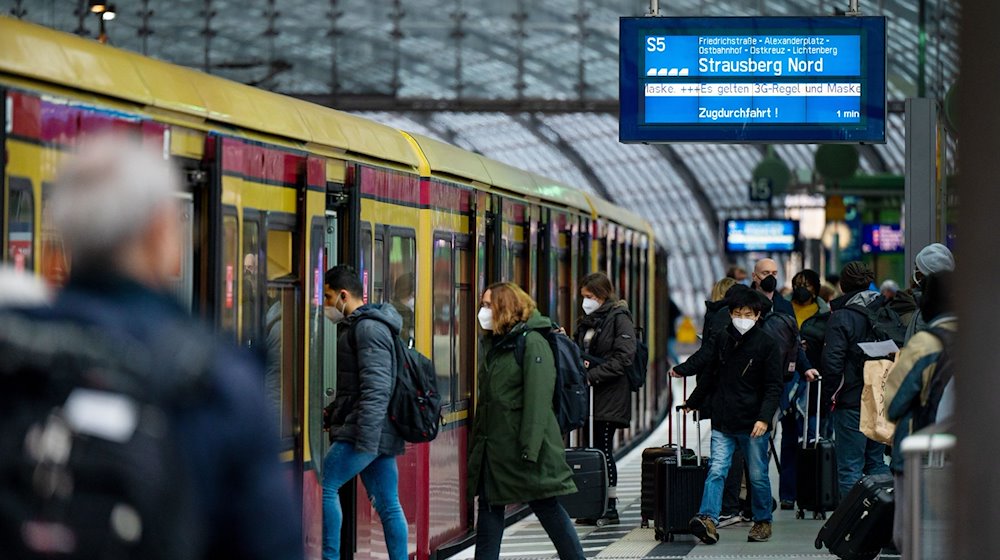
[821,261,891,498]
[670,286,783,544]
[322,265,408,560]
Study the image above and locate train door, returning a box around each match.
[324,177,358,560]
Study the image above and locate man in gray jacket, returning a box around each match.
[322,265,407,560]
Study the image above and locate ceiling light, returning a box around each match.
[89,1,108,14]
[102,6,117,21]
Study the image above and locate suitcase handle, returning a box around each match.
[675,405,702,466]
[802,375,823,449]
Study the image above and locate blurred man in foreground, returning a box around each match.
[0,136,302,559]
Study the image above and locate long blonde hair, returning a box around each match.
[487,282,536,335]
[710,277,738,302]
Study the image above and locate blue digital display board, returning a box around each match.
[620,17,886,143]
[725,219,799,252]
[861,224,904,254]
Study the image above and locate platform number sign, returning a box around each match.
[749,178,773,203]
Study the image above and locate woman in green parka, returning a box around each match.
[468,282,585,560]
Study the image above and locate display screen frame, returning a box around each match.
[620,16,887,144]
[725,219,800,253]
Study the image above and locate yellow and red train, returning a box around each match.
[1,17,675,560]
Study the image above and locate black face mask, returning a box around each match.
[792,286,813,304]
[760,275,778,293]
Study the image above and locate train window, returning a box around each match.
[265,284,299,446]
[359,222,372,303]
[455,235,473,406]
[557,237,571,330]
[241,215,261,349]
[39,182,69,287]
[266,228,294,280]
[373,229,385,304]
[221,211,238,337]
[387,230,416,345]
[170,197,194,312]
[512,242,527,290]
[308,220,325,471]
[432,234,454,405]
[6,178,34,272]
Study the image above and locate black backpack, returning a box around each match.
[759,311,800,381]
[515,324,588,434]
[0,312,206,560]
[354,317,442,443]
[913,326,956,431]
[847,299,908,349]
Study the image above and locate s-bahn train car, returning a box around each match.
[0,17,673,560]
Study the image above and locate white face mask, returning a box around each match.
[404,297,415,311]
[732,316,756,335]
[477,307,494,331]
[582,297,601,315]
[325,298,346,324]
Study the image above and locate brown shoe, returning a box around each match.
[689,515,719,544]
[747,521,772,542]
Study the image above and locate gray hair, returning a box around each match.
[50,135,180,265]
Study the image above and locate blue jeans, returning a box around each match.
[322,442,408,560]
[475,495,585,560]
[699,430,773,524]
[832,407,890,497]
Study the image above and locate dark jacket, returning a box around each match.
[677,323,784,434]
[468,310,577,505]
[770,293,796,318]
[328,303,406,456]
[821,289,882,410]
[574,300,636,426]
[36,273,302,560]
[701,299,730,340]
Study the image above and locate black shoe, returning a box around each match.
[780,500,795,510]
[596,508,620,526]
[575,517,597,526]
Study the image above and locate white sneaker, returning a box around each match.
[716,514,741,528]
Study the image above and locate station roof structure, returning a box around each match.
[1,0,959,316]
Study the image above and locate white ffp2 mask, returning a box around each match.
[732,317,756,335]
[582,297,601,315]
[478,307,494,331]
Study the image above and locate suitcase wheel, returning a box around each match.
[595,518,609,527]
[654,529,664,541]
[795,509,804,519]
[813,511,826,520]
[640,519,649,528]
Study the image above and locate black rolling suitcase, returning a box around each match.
[640,378,694,528]
[640,443,691,528]
[558,389,609,522]
[815,473,895,560]
[796,376,839,519]
[653,406,708,542]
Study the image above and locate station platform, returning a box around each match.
[449,385,903,560]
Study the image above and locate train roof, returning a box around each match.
[0,17,419,169]
[0,17,650,236]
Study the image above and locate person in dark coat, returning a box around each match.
[19,136,302,560]
[322,265,407,560]
[469,282,584,560]
[671,285,783,545]
[821,261,891,498]
[572,272,637,525]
